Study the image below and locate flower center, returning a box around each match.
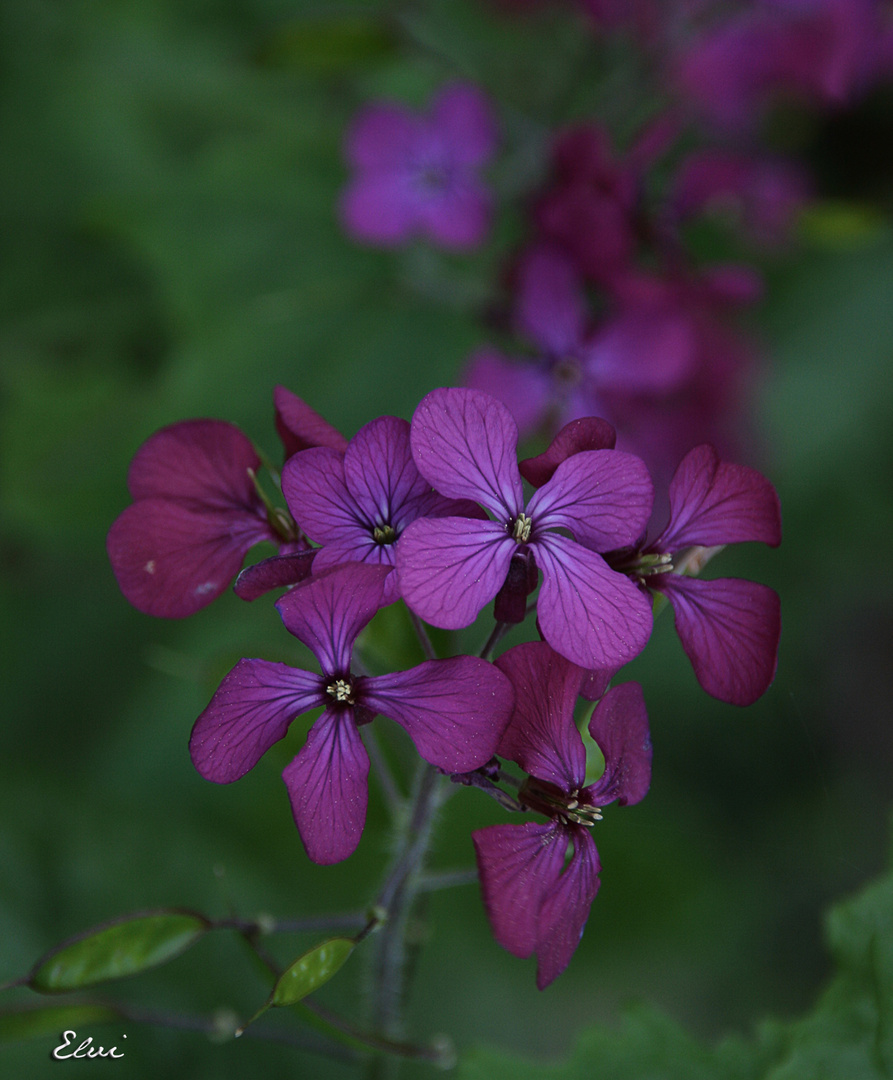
[520,778,603,827]
[372,524,397,545]
[326,678,355,704]
[511,514,533,543]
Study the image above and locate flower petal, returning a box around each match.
[397,517,516,629]
[535,827,601,989]
[410,388,523,518]
[431,82,498,166]
[275,563,392,673]
[418,180,492,250]
[361,656,513,772]
[533,534,653,669]
[659,575,781,706]
[654,444,782,551]
[527,449,653,551]
[464,350,553,441]
[514,246,587,357]
[189,659,324,783]
[519,417,617,488]
[585,682,652,807]
[281,447,361,545]
[343,416,429,528]
[126,419,261,506]
[583,306,696,393]
[339,173,419,247]
[494,642,586,789]
[344,102,419,169]
[282,708,370,865]
[233,550,316,601]
[472,821,568,959]
[107,498,271,618]
[273,386,348,459]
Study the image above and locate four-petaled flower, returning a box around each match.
[189,563,514,864]
[339,82,498,250]
[473,641,652,988]
[615,443,782,706]
[398,387,654,670]
[280,415,482,606]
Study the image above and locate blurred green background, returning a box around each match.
[2,1,893,1077]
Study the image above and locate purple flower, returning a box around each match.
[617,443,782,705]
[465,246,696,437]
[280,415,482,605]
[107,390,347,618]
[397,388,654,670]
[340,83,498,250]
[107,419,306,618]
[189,563,514,864]
[473,641,651,988]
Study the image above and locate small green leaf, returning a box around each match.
[271,938,356,1007]
[28,910,209,993]
[0,1004,121,1042]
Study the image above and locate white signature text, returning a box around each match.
[52,1031,126,1060]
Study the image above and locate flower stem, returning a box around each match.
[367,761,445,1077]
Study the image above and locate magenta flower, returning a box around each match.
[189,563,514,864]
[340,82,498,250]
[619,443,782,705]
[397,388,654,670]
[106,419,305,618]
[107,388,346,618]
[280,415,482,605]
[473,641,651,989]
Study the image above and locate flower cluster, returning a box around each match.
[109,385,781,987]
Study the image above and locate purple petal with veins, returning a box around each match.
[281,447,361,546]
[275,563,392,674]
[658,575,781,706]
[361,656,513,772]
[343,416,431,527]
[126,419,261,505]
[473,821,568,959]
[585,682,652,807]
[533,533,653,669]
[397,517,516,629]
[274,385,348,459]
[528,449,653,551]
[519,417,617,488]
[107,498,273,618]
[654,444,782,552]
[410,388,523,517]
[282,708,370,865]
[189,659,324,783]
[494,642,586,790]
[233,550,316,601]
[535,827,601,989]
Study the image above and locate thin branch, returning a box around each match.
[407,608,437,661]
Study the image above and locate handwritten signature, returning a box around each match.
[52,1031,126,1060]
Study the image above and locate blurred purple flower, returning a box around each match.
[397,388,654,670]
[677,0,893,130]
[280,415,482,604]
[190,564,514,864]
[340,83,498,250]
[614,443,782,705]
[473,641,651,988]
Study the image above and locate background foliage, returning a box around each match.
[2,1,892,1076]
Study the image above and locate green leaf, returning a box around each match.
[0,1004,121,1043]
[28,910,209,993]
[271,938,356,1007]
